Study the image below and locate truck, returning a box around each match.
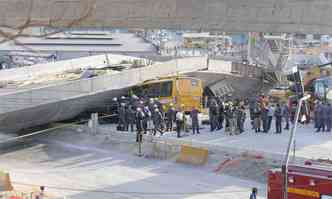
[268,162,332,199]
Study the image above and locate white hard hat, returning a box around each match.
[113,97,117,101]
[155,108,159,112]
[170,103,174,106]
[137,107,141,111]
[140,101,144,104]
[121,96,126,99]
[154,104,158,108]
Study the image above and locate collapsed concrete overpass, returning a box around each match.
[1,0,332,34]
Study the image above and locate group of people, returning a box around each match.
[248,95,288,134]
[208,97,246,135]
[314,101,332,132]
[113,93,332,140]
[113,95,200,141]
[207,94,291,135]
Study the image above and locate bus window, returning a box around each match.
[143,83,161,97]
[160,81,173,97]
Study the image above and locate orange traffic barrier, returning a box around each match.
[176,145,208,165]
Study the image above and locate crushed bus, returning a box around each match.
[131,76,204,112]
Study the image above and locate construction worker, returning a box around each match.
[135,107,145,142]
[190,107,200,135]
[143,106,151,134]
[274,103,283,134]
[118,103,126,131]
[166,104,176,132]
[125,105,135,132]
[152,108,164,136]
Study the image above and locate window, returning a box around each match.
[143,83,161,97]
[321,195,332,199]
[160,81,173,97]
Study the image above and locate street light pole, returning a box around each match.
[282,94,311,199]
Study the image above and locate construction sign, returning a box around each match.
[0,171,13,192]
[176,145,208,166]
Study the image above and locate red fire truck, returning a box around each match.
[268,161,332,199]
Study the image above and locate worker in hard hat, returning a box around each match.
[152,108,164,136]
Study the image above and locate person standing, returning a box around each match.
[176,108,185,138]
[316,102,325,132]
[282,103,290,130]
[135,108,145,142]
[118,103,126,131]
[166,104,176,132]
[125,105,135,132]
[190,107,200,135]
[143,106,151,134]
[209,98,218,132]
[253,104,261,133]
[249,188,258,199]
[261,106,268,133]
[327,103,332,132]
[322,102,329,132]
[152,108,164,136]
[236,105,246,134]
[267,104,274,132]
[217,101,225,130]
[274,104,283,134]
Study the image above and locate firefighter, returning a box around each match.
[236,105,246,134]
[166,104,176,132]
[152,108,164,136]
[190,106,200,135]
[135,107,145,142]
[274,103,283,134]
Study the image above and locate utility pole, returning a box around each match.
[282,95,311,199]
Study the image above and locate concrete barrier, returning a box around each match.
[176,145,209,166]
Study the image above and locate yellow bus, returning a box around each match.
[132,76,203,112]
